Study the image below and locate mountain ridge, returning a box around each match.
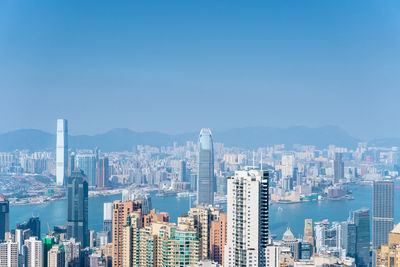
[0,126,362,151]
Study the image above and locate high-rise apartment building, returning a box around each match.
[75,154,96,187]
[210,213,227,265]
[303,219,314,251]
[179,160,187,182]
[67,170,89,248]
[25,236,43,267]
[353,208,370,267]
[341,221,356,258]
[373,180,394,250]
[47,245,65,267]
[0,240,18,267]
[197,129,214,205]
[112,200,140,267]
[103,202,113,243]
[0,195,9,241]
[281,153,295,179]
[96,157,109,188]
[376,223,400,266]
[15,229,31,254]
[56,119,68,186]
[224,169,269,267]
[123,213,200,267]
[187,206,221,260]
[333,152,344,184]
[61,239,81,266]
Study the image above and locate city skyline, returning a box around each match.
[1,0,400,266]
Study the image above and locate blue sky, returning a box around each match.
[0,0,399,139]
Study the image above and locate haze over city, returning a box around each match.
[1,0,400,139]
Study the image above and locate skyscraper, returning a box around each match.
[0,240,18,267]
[376,223,400,266]
[47,245,65,267]
[56,119,68,186]
[112,200,138,267]
[373,180,394,250]
[96,157,109,188]
[197,128,214,205]
[353,208,370,267]
[25,236,43,267]
[281,153,295,179]
[224,169,269,267]
[187,206,221,260]
[303,219,314,251]
[67,170,89,248]
[103,202,113,242]
[333,152,344,184]
[210,213,227,266]
[179,160,186,182]
[75,154,96,187]
[17,216,40,238]
[0,194,9,241]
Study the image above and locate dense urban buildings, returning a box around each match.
[224,169,269,267]
[2,122,400,266]
[197,128,214,206]
[67,169,89,248]
[56,119,68,186]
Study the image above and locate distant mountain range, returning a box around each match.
[0,125,368,152]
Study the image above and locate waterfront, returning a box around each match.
[10,183,400,239]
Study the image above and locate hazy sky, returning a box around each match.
[0,0,399,139]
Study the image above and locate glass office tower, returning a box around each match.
[67,170,89,247]
[197,129,214,205]
[353,209,370,267]
[373,180,394,250]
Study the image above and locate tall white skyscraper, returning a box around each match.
[224,169,269,267]
[0,241,18,267]
[56,119,68,186]
[25,237,43,267]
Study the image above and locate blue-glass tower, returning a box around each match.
[197,128,214,205]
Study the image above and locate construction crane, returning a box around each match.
[47,222,52,235]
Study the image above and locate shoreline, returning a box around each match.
[9,189,123,207]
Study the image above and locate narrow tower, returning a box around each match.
[224,169,269,266]
[373,180,394,250]
[56,119,68,186]
[67,169,89,247]
[197,128,214,205]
